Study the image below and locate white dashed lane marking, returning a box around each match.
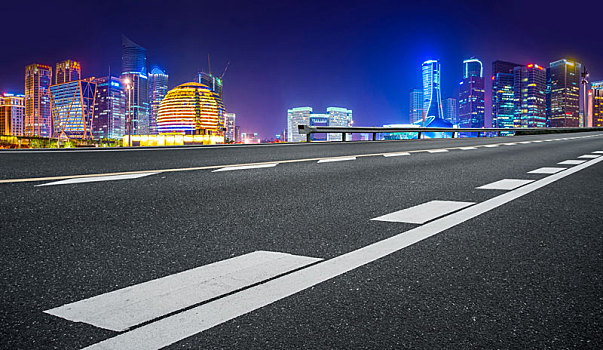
[371,200,474,224]
[558,160,587,165]
[212,163,278,172]
[35,173,157,186]
[427,149,448,153]
[593,151,603,154]
[578,155,600,159]
[317,157,356,163]
[383,152,410,157]
[476,179,534,190]
[45,251,321,332]
[528,167,566,174]
[458,147,477,150]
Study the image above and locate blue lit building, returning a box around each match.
[93,76,126,139]
[309,114,329,141]
[121,35,149,135]
[422,60,444,119]
[492,61,521,128]
[458,58,485,128]
[49,80,97,139]
[514,64,547,128]
[148,67,169,135]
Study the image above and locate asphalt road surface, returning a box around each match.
[1,132,602,349]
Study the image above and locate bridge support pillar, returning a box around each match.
[452,132,456,138]
[477,132,481,138]
[417,131,422,139]
[372,132,377,141]
[306,134,311,143]
[342,133,346,142]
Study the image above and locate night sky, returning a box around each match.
[1,0,601,138]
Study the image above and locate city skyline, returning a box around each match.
[1,0,601,138]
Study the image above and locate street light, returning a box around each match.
[125,79,132,147]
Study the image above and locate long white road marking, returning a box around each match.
[593,151,603,154]
[476,179,534,190]
[81,155,603,350]
[458,147,477,150]
[427,149,448,153]
[558,160,587,165]
[371,200,474,224]
[528,167,566,174]
[503,143,517,146]
[519,141,532,144]
[45,251,321,332]
[212,163,277,172]
[35,173,157,187]
[317,157,356,163]
[484,144,499,148]
[383,152,410,157]
[532,140,543,143]
[578,154,600,159]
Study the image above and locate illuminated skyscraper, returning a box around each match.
[148,67,168,135]
[198,72,222,100]
[287,107,312,142]
[492,61,521,128]
[409,88,423,124]
[49,80,97,139]
[224,112,236,141]
[0,93,25,136]
[121,35,149,135]
[327,107,352,141]
[514,64,547,128]
[458,58,485,128]
[55,60,81,85]
[422,60,443,119]
[591,81,603,127]
[444,97,458,124]
[93,76,126,139]
[548,59,581,127]
[24,64,53,137]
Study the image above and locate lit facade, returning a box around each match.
[49,80,97,139]
[157,82,224,135]
[198,72,223,100]
[24,64,53,137]
[121,35,149,135]
[148,67,169,135]
[287,107,312,142]
[514,64,547,128]
[327,107,352,141]
[548,59,581,128]
[55,60,81,84]
[458,58,485,128]
[309,114,329,141]
[444,97,457,124]
[422,60,443,119]
[93,76,126,139]
[492,61,521,128]
[0,93,25,136]
[409,88,423,124]
[591,81,603,127]
[223,112,236,141]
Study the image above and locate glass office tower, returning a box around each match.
[121,35,149,135]
[444,97,458,125]
[422,60,443,119]
[458,58,485,128]
[93,76,126,139]
[49,80,97,139]
[24,64,53,137]
[0,93,25,136]
[548,59,581,127]
[514,64,547,128]
[287,107,312,142]
[55,60,81,85]
[327,107,352,141]
[409,88,424,124]
[492,61,521,128]
[590,81,603,127]
[148,67,169,135]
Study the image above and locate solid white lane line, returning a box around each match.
[212,163,278,172]
[532,140,543,143]
[458,147,477,150]
[82,155,603,350]
[427,149,449,153]
[45,251,321,332]
[528,167,566,174]
[558,160,587,165]
[503,143,517,146]
[371,200,474,224]
[578,155,600,159]
[383,152,410,157]
[476,179,534,190]
[35,173,157,187]
[317,157,356,163]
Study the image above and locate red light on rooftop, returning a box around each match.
[491,76,495,80]
[527,64,534,68]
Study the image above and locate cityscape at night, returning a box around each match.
[1,1,602,349]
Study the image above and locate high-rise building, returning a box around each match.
[422,60,443,119]
[55,60,81,85]
[234,125,241,143]
[327,107,352,141]
[287,107,312,142]
[514,64,547,128]
[492,61,521,128]
[121,35,149,135]
[49,80,97,139]
[224,112,236,141]
[409,88,423,124]
[198,72,223,100]
[444,97,458,124]
[24,64,53,137]
[458,58,485,128]
[591,81,603,127]
[548,59,581,128]
[93,76,126,139]
[148,67,168,135]
[0,93,25,136]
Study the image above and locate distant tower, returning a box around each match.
[198,72,223,100]
[223,112,236,142]
[514,64,547,128]
[0,93,25,136]
[55,60,81,85]
[590,81,603,127]
[327,107,352,141]
[120,35,149,135]
[492,60,521,128]
[548,59,581,127]
[458,58,485,128]
[49,80,97,139]
[24,63,53,137]
[93,76,126,139]
[422,60,443,119]
[444,97,458,124]
[148,67,169,135]
[287,107,312,142]
[409,88,424,124]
